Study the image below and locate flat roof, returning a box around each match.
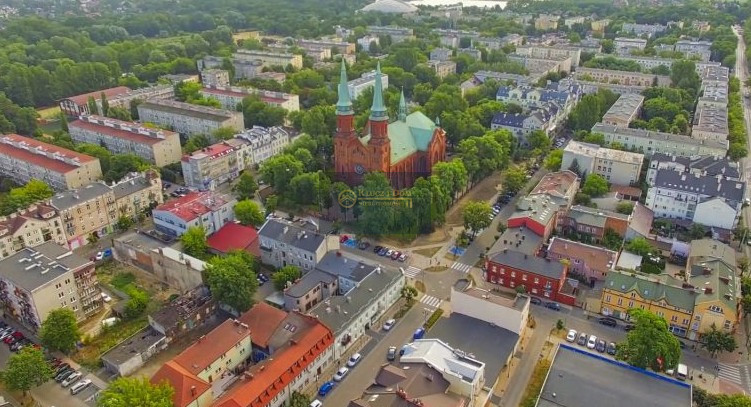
[70,116,175,146]
[0,242,91,292]
[102,327,165,365]
[138,99,239,123]
[536,345,692,407]
[603,93,644,122]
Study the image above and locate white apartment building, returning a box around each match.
[515,44,582,67]
[199,85,300,112]
[675,40,712,62]
[298,39,355,54]
[69,115,182,167]
[234,126,292,166]
[366,26,416,43]
[562,141,644,186]
[646,153,740,185]
[200,69,231,87]
[602,93,644,127]
[102,84,174,113]
[357,35,380,52]
[592,54,720,74]
[181,139,247,191]
[0,134,102,192]
[257,217,337,270]
[621,23,667,38]
[646,169,745,229]
[592,123,728,158]
[152,191,236,237]
[137,99,245,137]
[614,37,648,56]
[233,49,303,69]
[451,285,530,335]
[575,67,671,87]
[348,70,390,101]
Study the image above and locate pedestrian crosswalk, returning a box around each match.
[403,266,421,279]
[420,294,442,309]
[451,261,472,273]
[719,363,744,385]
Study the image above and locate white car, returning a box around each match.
[101,292,112,303]
[587,335,598,350]
[310,400,323,407]
[385,249,394,257]
[333,367,349,381]
[61,371,82,387]
[346,353,362,367]
[70,379,91,395]
[382,319,396,331]
[95,252,104,261]
[565,329,578,343]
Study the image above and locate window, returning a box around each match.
[628,300,634,308]
[606,295,611,302]
[724,320,732,330]
[510,271,515,277]
[671,315,678,322]
[709,305,723,313]
[522,274,527,281]
[534,277,539,284]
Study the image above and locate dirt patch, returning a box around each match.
[445,172,501,226]
[414,246,442,258]
[415,281,427,292]
[411,228,451,246]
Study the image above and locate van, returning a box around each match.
[676,363,688,381]
[70,379,91,395]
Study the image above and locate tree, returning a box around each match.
[688,224,707,240]
[204,251,259,313]
[0,348,53,395]
[739,257,750,276]
[544,149,563,171]
[233,172,259,200]
[180,226,208,259]
[116,215,134,231]
[671,60,701,92]
[581,174,609,197]
[526,130,551,152]
[700,323,737,358]
[625,237,654,256]
[616,202,634,215]
[234,200,265,227]
[124,287,149,319]
[616,309,681,371]
[462,200,492,238]
[401,285,418,303]
[504,166,527,194]
[87,96,99,115]
[272,265,301,291]
[59,112,69,132]
[39,308,80,354]
[212,126,237,141]
[556,319,565,330]
[98,376,174,407]
[100,92,110,117]
[107,106,132,121]
[742,295,751,317]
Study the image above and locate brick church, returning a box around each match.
[333,61,447,189]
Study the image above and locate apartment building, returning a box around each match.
[592,123,728,158]
[298,39,355,55]
[366,26,415,43]
[496,83,581,114]
[426,60,457,78]
[564,16,586,28]
[104,84,175,112]
[602,93,644,127]
[234,126,292,166]
[110,170,163,220]
[646,153,739,185]
[557,205,631,242]
[430,47,453,61]
[200,69,230,87]
[515,44,582,67]
[645,169,745,229]
[675,40,712,62]
[491,103,562,144]
[234,49,303,69]
[137,99,245,137]
[432,28,479,48]
[562,141,644,185]
[591,19,610,33]
[700,81,729,108]
[347,69,390,101]
[614,37,648,56]
[621,23,667,38]
[0,134,102,192]
[181,139,246,191]
[593,54,720,74]
[0,203,65,260]
[576,67,670,87]
[199,85,300,112]
[59,86,131,116]
[458,47,482,61]
[357,35,380,52]
[69,115,182,167]
[152,191,236,237]
[547,237,617,282]
[0,242,101,331]
[535,14,559,30]
[508,54,572,77]
[257,217,338,270]
[506,171,580,240]
[692,105,729,142]
[485,249,575,305]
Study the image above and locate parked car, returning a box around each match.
[54,363,70,376]
[598,317,618,327]
[387,346,397,361]
[333,367,349,381]
[587,335,598,350]
[398,253,407,262]
[623,323,636,331]
[529,297,542,305]
[607,342,617,355]
[55,369,75,383]
[358,241,370,250]
[373,245,383,253]
[310,400,323,407]
[339,235,349,243]
[566,329,578,343]
[385,249,394,257]
[346,353,362,367]
[318,381,335,397]
[544,301,561,311]
[413,328,425,340]
[596,339,607,353]
[61,371,82,387]
[70,379,92,395]
[95,251,104,261]
[382,319,396,331]
[390,251,401,260]
[101,292,112,302]
[577,333,588,346]
[378,248,388,256]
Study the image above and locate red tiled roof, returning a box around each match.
[547,237,617,272]
[64,86,131,106]
[151,361,211,407]
[207,223,260,255]
[181,141,237,162]
[214,316,334,407]
[0,134,97,174]
[237,303,288,348]
[154,191,229,222]
[172,319,250,377]
[530,170,578,198]
[69,116,177,146]
[611,184,642,198]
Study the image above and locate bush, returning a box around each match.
[424,308,444,329]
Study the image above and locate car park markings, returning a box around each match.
[420,295,441,309]
[451,261,472,273]
[718,363,744,385]
[403,266,421,278]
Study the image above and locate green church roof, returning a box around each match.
[360,111,438,164]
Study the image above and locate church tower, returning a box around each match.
[367,62,391,173]
[334,59,355,180]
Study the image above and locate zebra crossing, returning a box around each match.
[403,266,421,279]
[718,363,744,385]
[451,261,472,273]
[420,294,442,309]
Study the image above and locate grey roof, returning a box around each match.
[316,251,377,282]
[258,218,326,253]
[487,250,566,280]
[537,344,692,407]
[0,242,91,292]
[111,173,154,200]
[310,267,403,335]
[651,153,740,179]
[50,182,112,210]
[428,313,519,386]
[285,269,336,298]
[101,327,165,366]
[492,112,528,127]
[653,169,745,203]
[491,226,543,256]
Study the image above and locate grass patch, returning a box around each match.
[413,246,442,258]
[36,106,61,119]
[394,300,414,319]
[110,272,136,290]
[424,308,444,330]
[520,358,552,407]
[74,316,149,370]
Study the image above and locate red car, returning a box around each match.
[339,235,349,243]
[390,251,401,260]
[4,332,23,344]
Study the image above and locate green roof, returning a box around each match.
[688,240,739,312]
[605,270,696,312]
[388,111,437,164]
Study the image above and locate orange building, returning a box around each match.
[333,61,447,189]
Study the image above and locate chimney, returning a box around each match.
[704,287,713,294]
[190,386,196,396]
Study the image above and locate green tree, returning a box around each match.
[116,215,134,231]
[204,251,259,313]
[212,127,237,141]
[287,391,312,407]
[100,92,110,116]
[581,174,609,197]
[272,265,302,291]
[106,154,150,182]
[401,285,418,303]
[39,308,80,354]
[260,154,304,192]
[504,166,527,194]
[124,287,149,319]
[107,106,132,121]
[616,202,634,215]
[742,295,751,317]
[234,200,265,227]
[180,226,208,259]
[98,376,174,407]
[625,237,654,256]
[544,149,563,171]
[526,130,552,152]
[688,224,707,240]
[0,348,53,396]
[462,200,492,238]
[671,60,701,92]
[700,323,737,358]
[87,95,99,115]
[616,308,681,371]
[59,111,69,132]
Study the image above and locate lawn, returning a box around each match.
[36,106,61,119]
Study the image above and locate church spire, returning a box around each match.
[336,59,353,115]
[369,61,388,122]
[398,88,407,122]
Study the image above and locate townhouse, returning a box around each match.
[257,217,338,271]
[547,237,617,282]
[592,123,728,158]
[152,191,235,237]
[561,141,644,186]
[234,126,293,166]
[181,139,247,191]
[484,249,575,305]
[646,153,739,185]
[602,93,644,127]
[137,100,245,137]
[0,203,66,260]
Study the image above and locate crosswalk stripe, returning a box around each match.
[719,364,743,384]
[420,295,441,309]
[451,261,472,273]
[403,266,421,278]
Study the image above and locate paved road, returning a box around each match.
[318,300,427,406]
[733,26,751,260]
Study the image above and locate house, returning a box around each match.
[152,191,236,237]
[646,153,740,185]
[602,93,644,127]
[557,205,631,241]
[0,203,66,260]
[645,170,745,229]
[207,223,260,256]
[562,141,644,186]
[257,217,337,270]
[137,100,245,137]
[148,285,217,343]
[547,237,617,282]
[484,249,575,305]
[236,302,289,360]
[592,123,728,158]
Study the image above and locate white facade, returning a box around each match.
[357,35,380,52]
[137,100,245,137]
[694,198,738,229]
[235,126,293,166]
[592,123,728,158]
[450,286,529,335]
[562,141,644,186]
[614,37,647,56]
[151,192,236,237]
[347,70,390,101]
